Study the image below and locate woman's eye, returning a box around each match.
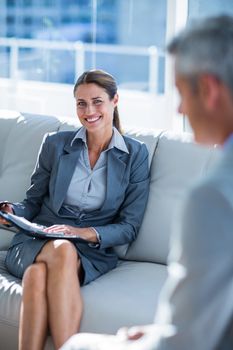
[77,101,86,108]
[94,99,102,105]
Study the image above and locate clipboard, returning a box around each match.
[0,211,92,243]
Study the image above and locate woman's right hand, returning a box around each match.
[0,202,13,225]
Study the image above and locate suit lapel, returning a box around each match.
[101,149,127,210]
[52,135,128,213]
[53,141,82,213]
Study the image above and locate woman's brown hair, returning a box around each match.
[73,69,123,134]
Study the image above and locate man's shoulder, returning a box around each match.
[185,158,233,213]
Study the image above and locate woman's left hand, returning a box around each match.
[43,225,98,243]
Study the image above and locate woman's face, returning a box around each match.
[74,83,118,134]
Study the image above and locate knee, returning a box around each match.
[51,240,78,269]
[22,262,47,294]
[56,241,78,265]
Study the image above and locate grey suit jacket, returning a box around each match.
[144,141,233,349]
[11,130,149,276]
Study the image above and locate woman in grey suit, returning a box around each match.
[0,70,150,350]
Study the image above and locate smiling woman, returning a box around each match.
[74,69,122,134]
[73,70,121,168]
[0,69,150,350]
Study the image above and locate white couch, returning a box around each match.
[0,110,219,349]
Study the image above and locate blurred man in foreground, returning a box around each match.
[61,15,233,350]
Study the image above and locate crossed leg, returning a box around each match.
[19,239,83,350]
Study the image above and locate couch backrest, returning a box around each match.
[125,131,220,265]
[0,110,161,203]
[0,110,61,202]
[0,111,220,264]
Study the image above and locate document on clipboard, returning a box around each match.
[0,211,92,243]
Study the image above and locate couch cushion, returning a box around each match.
[124,128,162,167]
[0,110,61,202]
[0,250,21,349]
[0,251,167,337]
[113,128,162,258]
[126,131,221,265]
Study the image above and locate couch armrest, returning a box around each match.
[0,228,15,250]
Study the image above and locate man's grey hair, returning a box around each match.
[167,15,233,93]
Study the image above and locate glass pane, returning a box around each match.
[0,47,10,78]
[188,0,233,19]
[18,48,75,83]
[85,51,149,91]
[0,0,167,92]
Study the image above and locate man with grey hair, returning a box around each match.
[61,15,233,350]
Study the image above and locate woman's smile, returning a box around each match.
[85,115,102,124]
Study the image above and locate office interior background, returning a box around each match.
[0,0,233,131]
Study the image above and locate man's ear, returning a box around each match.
[199,74,221,111]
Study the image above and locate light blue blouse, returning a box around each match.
[63,126,128,215]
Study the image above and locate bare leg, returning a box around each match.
[19,262,48,350]
[36,240,83,350]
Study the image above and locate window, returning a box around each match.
[188,0,233,19]
[24,0,32,6]
[7,15,15,25]
[23,17,32,25]
[7,0,16,7]
[0,0,167,93]
[4,1,231,130]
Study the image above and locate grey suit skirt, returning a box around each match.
[5,231,117,285]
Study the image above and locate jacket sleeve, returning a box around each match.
[93,143,150,249]
[13,133,52,220]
